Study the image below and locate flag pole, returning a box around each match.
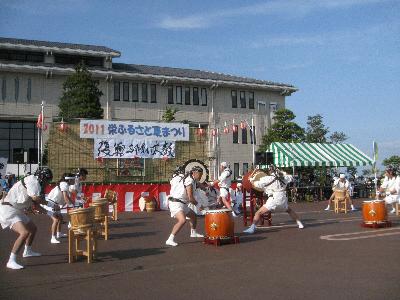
[40,101,44,168]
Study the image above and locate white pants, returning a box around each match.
[385,194,399,205]
[263,191,288,211]
[0,205,30,229]
[168,201,190,218]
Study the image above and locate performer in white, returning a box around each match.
[243,166,304,234]
[213,162,239,216]
[165,166,204,246]
[46,173,74,244]
[231,183,243,214]
[324,174,356,211]
[378,166,400,213]
[70,168,88,207]
[0,168,52,269]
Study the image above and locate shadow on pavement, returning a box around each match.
[97,247,165,261]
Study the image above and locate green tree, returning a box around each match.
[346,166,357,179]
[382,155,400,169]
[162,107,178,122]
[259,108,305,151]
[305,114,329,143]
[329,131,348,144]
[58,63,103,121]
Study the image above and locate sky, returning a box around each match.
[0,0,399,170]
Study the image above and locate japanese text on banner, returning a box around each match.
[94,139,175,159]
[81,120,189,141]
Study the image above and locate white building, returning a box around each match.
[0,37,297,179]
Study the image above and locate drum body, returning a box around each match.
[362,200,387,224]
[242,169,268,192]
[69,207,95,230]
[205,209,234,239]
[90,199,108,221]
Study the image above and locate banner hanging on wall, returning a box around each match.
[81,120,189,141]
[94,139,175,159]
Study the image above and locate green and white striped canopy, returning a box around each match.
[268,142,373,167]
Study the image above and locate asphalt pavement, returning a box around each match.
[0,199,399,300]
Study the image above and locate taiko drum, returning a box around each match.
[90,199,109,221]
[242,169,268,192]
[68,207,95,231]
[362,200,388,224]
[205,209,234,239]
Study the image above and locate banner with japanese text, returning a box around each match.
[80,120,189,141]
[94,139,175,159]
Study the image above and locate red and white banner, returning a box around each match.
[44,183,171,212]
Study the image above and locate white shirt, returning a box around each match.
[4,175,41,210]
[381,176,400,195]
[47,181,70,206]
[218,168,232,189]
[332,179,349,191]
[254,173,293,193]
[231,188,243,203]
[169,175,195,203]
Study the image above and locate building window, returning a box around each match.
[176,86,182,104]
[141,83,148,102]
[2,78,6,101]
[167,86,174,104]
[250,126,256,145]
[234,163,240,180]
[113,81,120,101]
[233,125,239,144]
[132,83,139,102]
[14,77,20,102]
[249,92,254,109]
[150,84,157,103]
[231,90,237,108]
[201,88,207,106]
[27,78,31,101]
[242,127,247,144]
[0,121,38,163]
[240,91,246,108]
[243,163,249,175]
[193,87,199,105]
[184,87,190,105]
[123,82,129,101]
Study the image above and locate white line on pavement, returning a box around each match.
[320,227,400,241]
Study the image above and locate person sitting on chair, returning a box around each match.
[378,166,400,214]
[324,174,356,211]
[243,166,304,234]
[231,183,243,214]
[165,166,204,247]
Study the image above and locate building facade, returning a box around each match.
[0,37,297,179]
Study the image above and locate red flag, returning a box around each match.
[36,113,43,129]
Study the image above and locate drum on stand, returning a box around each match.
[361,200,391,228]
[69,207,95,232]
[204,209,239,246]
[205,209,234,240]
[90,199,109,221]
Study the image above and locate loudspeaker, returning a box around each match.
[255,152,267,165]
[266,152,274,165]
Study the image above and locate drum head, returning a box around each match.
[242,169,268,192]
[206,209,231,213]
[183,159,209,183]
